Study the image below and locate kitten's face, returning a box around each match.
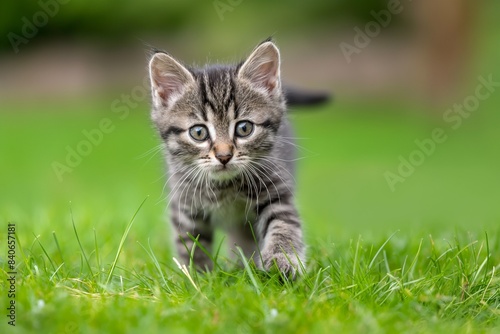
[149,42,285,181]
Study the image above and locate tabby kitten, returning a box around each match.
[149,40,305,277]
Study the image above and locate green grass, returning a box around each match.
[1,95,500,333]
[2,211,500,333]
[2,3,500,331]
[2,8,500,326]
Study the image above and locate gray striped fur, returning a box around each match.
[149,41,305,277]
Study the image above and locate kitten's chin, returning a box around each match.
[208,166,240,181]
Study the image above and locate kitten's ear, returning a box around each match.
[238,41,281,96]
[149,52,195,108]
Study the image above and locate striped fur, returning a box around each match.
[149,41,305,277]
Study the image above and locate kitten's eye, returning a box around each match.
[235,121,254,138]
[189,125,209,141]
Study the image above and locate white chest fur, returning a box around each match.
[209,197,256,231]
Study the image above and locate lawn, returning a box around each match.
[3,0,500,331]
[1,88,499,333]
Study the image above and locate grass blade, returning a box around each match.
[105,196,148,286]
[52,231,65,265]
[13,231,34,278]
[368,230,399,270]
[94,228,102,283]
[33,233,60,280]
[70,204,94,278]
[137,239,173,293]
[236,246,261,295]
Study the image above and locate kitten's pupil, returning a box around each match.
[235,121,254,138]
[189,125,209,141]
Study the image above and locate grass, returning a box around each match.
[2,11,500,328]
[2,211,499,333]
[1,97,500,333]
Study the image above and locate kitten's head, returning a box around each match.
[148,41,286,181]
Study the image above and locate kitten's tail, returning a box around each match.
[284,86,331,107]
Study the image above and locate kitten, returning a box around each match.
[148,40,309,278]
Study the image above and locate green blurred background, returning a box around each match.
[1,0,499,249]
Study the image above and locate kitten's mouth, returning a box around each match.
[208,165,240,181]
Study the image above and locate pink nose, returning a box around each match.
[216,153,233,165]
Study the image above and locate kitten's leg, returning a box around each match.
[256,200,305,278]
[171,204,213,270]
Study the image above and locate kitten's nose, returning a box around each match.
[214,144,233,165]
[215,152,233,165]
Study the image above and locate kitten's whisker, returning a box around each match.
[153,170,170,186]
[256,161,295,200]
[159,164,191,193]
[238,166,253,217]
[241,168,258,218]
[158,165,192,203]
[193,171,204,213]
[179,168,204,220]
[274,137,315,154]
[245,163,276,210]
[186,166,206,217]
[208,174,218,207]
[279,136,310,140]
[153,171,172,206]
[136,143,165,160]
[248,160,292,207]
[176,174,198,230]
[246,165,261,200]
[193,168,206,215]
[203,170,214,206]
[236,167,251,218]
[162,166,195,206]
[166,165,200,210]
[255,157,297,185]
[265,156,307,163]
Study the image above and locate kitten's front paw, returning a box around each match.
[262,251,302,279]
